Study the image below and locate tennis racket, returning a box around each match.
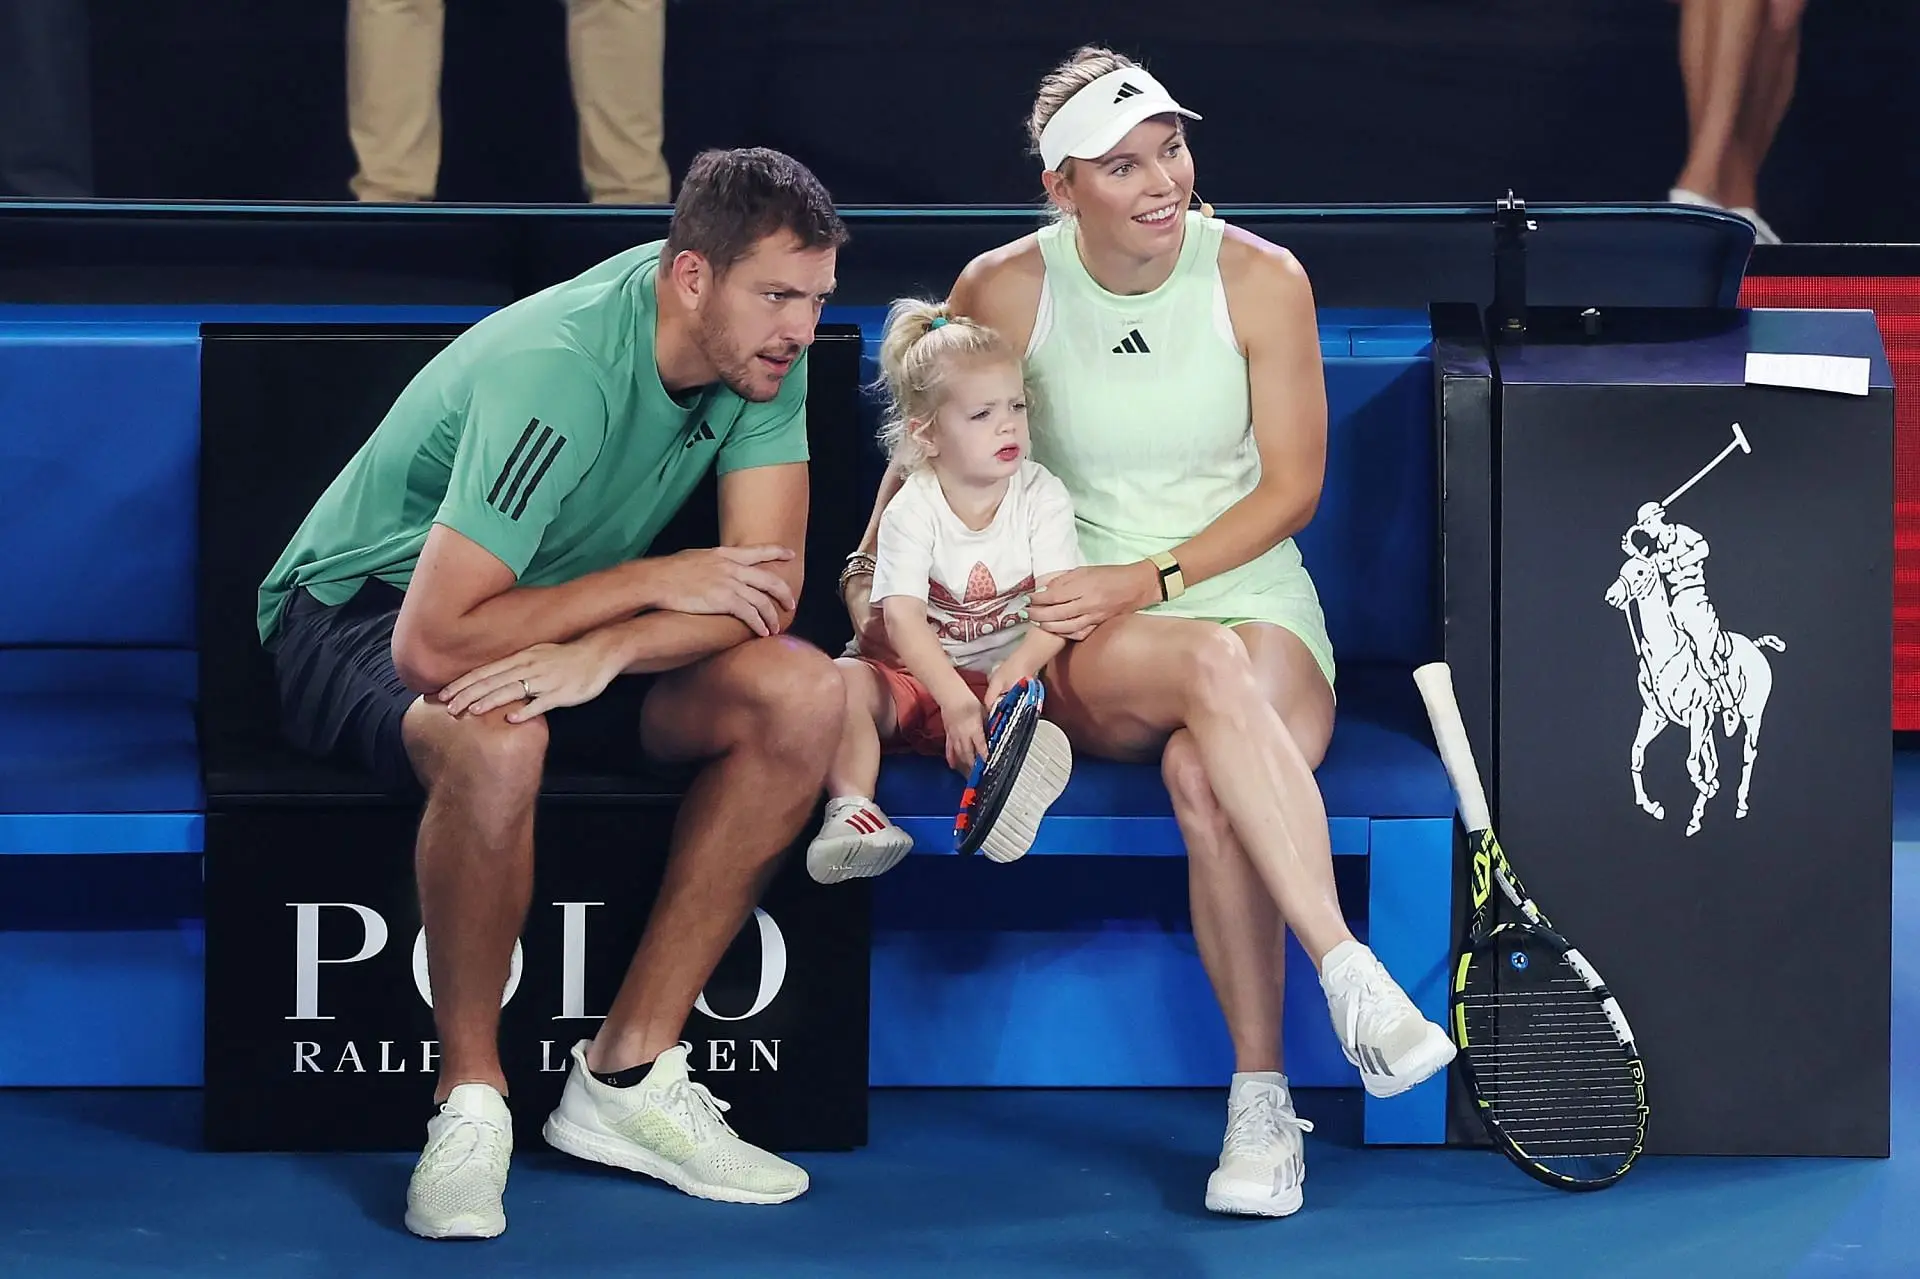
[953,677,1072,862]
[1412,661,1649,1190]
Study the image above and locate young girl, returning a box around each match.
[806,301,1083,884]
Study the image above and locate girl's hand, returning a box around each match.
[983,661,1036,712]
[938,691,989,775]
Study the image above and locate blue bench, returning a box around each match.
[0,305,1459,1143]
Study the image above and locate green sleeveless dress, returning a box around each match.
[1025,211,1336,691]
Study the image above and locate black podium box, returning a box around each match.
[197,325,874,1154]
[203,807,869,1153]
[1487,306,1892,1156]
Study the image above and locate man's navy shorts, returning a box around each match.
[269,578,658,793]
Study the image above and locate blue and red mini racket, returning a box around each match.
[952,677,1073,862]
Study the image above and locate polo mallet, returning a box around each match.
[953,677,1073,863]
[1661,422,1751,509]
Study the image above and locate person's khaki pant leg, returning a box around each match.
[566,0,671,204]
[347,0,445,202]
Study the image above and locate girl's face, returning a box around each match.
[1053,118,1194,255]
[921,358,1029,487]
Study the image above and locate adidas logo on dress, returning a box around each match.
[1111,329,1151,355]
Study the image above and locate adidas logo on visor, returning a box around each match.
[1112,81,1144,103]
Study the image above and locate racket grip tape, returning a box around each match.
[1412,662,1493,834]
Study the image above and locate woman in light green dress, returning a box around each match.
[845,47,1451,1218]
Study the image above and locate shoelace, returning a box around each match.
[1223,1087,1314,1160]
[1340,960,1414,1052]
[428,1107,511,1181]
[662,1075,739,1144]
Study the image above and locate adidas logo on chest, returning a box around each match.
[1111,328,1152,355]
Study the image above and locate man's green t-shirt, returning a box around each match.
[256,241,810,644]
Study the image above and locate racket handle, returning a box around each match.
[1412,662,1493,835]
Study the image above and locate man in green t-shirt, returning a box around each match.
[261,148,847,1241]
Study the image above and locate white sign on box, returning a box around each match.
[1744,351,1871,397]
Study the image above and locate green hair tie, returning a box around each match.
[930,316,949,329]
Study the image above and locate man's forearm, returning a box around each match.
[597,609,758,676]
[397,559,664,691]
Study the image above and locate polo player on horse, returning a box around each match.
[1624,501,1736,731]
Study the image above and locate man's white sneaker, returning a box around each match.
[807,797,914,884]
[1320,941,1457,1099]
[404,1082,512,1240]
[1204,1073,1314,1217]
[542,1041,809,1204]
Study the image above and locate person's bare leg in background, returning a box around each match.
[1670,0,1804,242]
[1672,0,1764,210]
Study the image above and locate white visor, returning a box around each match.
[1038,67,1201,172]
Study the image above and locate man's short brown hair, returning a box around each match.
[663,148,848,275]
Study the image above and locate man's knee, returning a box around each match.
[718,638,845,756]
[407,702,549,798]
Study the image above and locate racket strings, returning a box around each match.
[1462,950,1644,1176]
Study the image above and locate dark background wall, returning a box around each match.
[88,0,1917,244]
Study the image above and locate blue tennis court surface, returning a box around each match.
[1,758,1913,1278]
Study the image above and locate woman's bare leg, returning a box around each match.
[1161,624,1335,1073]
[1047,615,1352,962]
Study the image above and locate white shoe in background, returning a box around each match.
[1669,187,1781,244]
[1732,206,1783,244]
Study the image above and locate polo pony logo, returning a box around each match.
[1603,422,1786,837]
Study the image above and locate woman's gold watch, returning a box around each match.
[1147,551,1186,601]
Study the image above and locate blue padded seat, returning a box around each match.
[0,694,201,815]
[873,663,1454,837]
[0,654,203,853]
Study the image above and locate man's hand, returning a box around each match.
[438,632,627,723]
[644,544,798,637]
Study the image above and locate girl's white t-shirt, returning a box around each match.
[859,459,1084,673]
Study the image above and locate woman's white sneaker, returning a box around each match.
[404,1082,513,1240]
[1205,1073,1314,1217]
[542,1040,810,1204]
[807,797,914,884]
[1320,940,1457,1098]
